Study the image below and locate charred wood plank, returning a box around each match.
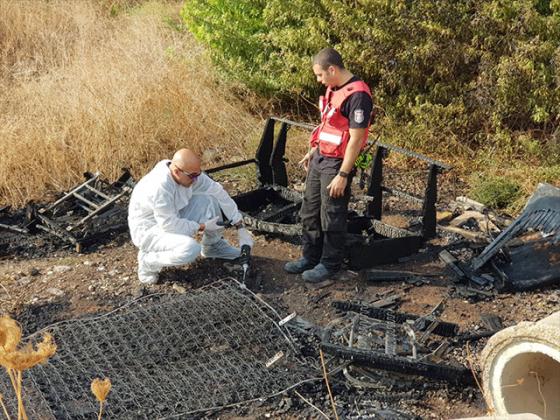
[455,330,500,343]
[439,250,468,281]
[480,314,503,331]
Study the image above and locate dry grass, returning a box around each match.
[91,377,112,420]
[0,315,57,420]
[0,0,260,206]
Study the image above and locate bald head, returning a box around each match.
[169,148,202,187]
[171,148,200,170]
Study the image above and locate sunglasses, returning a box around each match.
[176,166,201,180]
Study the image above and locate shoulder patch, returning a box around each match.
[354,109,364,124]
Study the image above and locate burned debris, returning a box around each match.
[315,300,474,386]
[0,170,134,255]
[0,280,313,419]
[2,116,558,419]
[470,183,560,291]
[209,116,451,267]
[1,278,480,419]
[207,117,308,238]
[347,142,451,268]
[437,183,560,293]
[207,115,559,297]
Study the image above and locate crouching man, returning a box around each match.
[128,148,253,284]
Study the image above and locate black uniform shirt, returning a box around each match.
[314,76,373,170]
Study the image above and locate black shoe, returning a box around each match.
[284,257,316,274]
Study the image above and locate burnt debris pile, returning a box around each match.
[437,183,560,294]
[216,117,558,295]
[212,117,452,268]
[0,170,134,256]
[278,297,488,418]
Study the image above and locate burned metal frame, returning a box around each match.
[332,301,459,338]
[320,342,474,385]
[320,300,472,385]
[207,116,450,267]
[27,170,134,252]
[349,142,450,268]
[207,117,310,236]
[0,279,314,419]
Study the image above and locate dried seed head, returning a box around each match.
[0,315,22,353]
[0,333,56,371]
[91,378,111,402]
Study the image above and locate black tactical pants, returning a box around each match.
[300,155,352,271]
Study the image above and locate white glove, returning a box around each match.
[230,211,243,226]
[237,228,253,248]
[204,216,224,233]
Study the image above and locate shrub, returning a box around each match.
[182,0,560,143]
[469,174,522,210]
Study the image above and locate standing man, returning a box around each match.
[128,148,253,284]
[284,48,373,283]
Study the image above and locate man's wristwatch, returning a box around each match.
[338,170,349,178]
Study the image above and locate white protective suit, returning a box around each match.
[128,160,244,282]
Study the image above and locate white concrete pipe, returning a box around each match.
[481,311,560,419]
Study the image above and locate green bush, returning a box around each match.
[182,1,560,136]
[182,0,560,209]
[469,174,522,209]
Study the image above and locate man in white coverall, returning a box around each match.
[128,148,253,284]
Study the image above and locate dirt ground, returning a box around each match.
[1,216,558,418]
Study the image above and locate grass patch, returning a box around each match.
[469,174,522,211]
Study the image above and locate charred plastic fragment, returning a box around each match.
[470,183,560,291]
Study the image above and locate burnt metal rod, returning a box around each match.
[39,172,100,213]
[72,192,100,210]
[332,301,459,337]
[84,183,111,200]
[321,342,474,385]
[270,116,316,131]
[206,159,256,174]
[381,186,424,205]
[68,189,129,231]
[377,142,451,170]
[0,223,29,234]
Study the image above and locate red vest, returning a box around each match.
[310,80,372,158]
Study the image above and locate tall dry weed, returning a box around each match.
[0,315,57,420]
[0,0,260,206]
[91,377,112,420]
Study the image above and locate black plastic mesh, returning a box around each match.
[0,279,313,419]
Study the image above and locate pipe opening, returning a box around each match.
[501,351,560,419]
